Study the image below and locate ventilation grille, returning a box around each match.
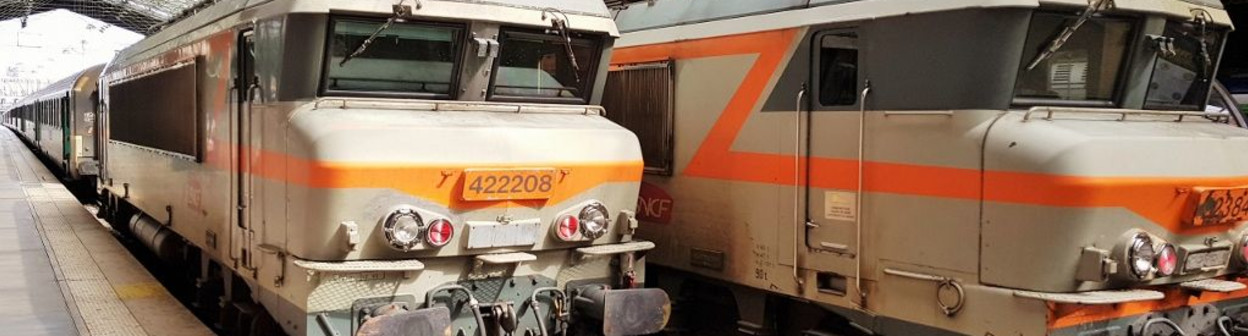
[601,62,674,175]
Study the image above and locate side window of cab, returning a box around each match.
[815,31,860,108]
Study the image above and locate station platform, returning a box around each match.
[0,128,212,336]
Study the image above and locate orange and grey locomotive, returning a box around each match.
[80,0,667,335]
[605,0,1248,335]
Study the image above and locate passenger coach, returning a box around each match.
[93,0,667,335]
[3,64,103,183]
[605,0,1248,335]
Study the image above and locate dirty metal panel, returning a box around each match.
[294,259,426,273]
[599,288,671,336]
[466,219,541,249]
[356,306,451,336]
[1180,279,1248,293]
[576,241,655,255]
[689,248,725,271]
[1013,289,1163,305]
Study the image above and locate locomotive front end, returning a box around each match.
[603,0,1248,334]
[255,1,667,335]
[979,1,1248,335]
[280,103,664,336]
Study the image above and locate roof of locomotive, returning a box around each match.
[446,0,610,17]
[10,64,104,109]
[107,0,617,75]
[614,0,1231,46]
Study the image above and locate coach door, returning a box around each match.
[233,30,258,271]
[61,96,70,163]
[35,101,42,143]
[804,30,862,267]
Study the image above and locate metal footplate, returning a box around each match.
[293,259,426,272]
[1013,289,1163,305]
[475,252,537,264]
[576,241,656,256]
[1179,279,1247,293]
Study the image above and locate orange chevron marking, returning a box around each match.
[612,29,1248,235]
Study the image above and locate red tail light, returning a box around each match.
[1240,235,1248,264]
[555,215,580,241]
[426,219,454,247]
[1155,244,1177,277]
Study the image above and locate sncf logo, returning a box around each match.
[637,182,673,224]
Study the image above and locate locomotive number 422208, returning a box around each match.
[462,168,557,201]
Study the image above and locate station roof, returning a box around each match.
[0,0,201,34]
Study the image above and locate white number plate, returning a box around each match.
[1183,248,1231,273]
[466,219,542,249]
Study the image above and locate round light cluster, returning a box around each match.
[554,215,580,241]
[384,209,426,250]
[1239,235,1248,265]
[1125,233,1179,279]
[1155,244,1177,277]
[1128,234,1157,278]
[426,219,454,247]
[383,208,454,251]
[578,203,610,240]
[553,203,610,241]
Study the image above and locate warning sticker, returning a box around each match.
[824,191,857,221]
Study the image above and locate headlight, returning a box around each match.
[383,209,424,251]
[579,203,610,240]
[1128,233,1156,278]
[1155,243,1177,277]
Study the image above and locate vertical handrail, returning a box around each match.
[855,80,871,309]
[792,86,806,293]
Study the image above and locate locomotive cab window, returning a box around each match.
[816,32,860,107]
[490,28,602,104]
[324,18,464,97]
[1014,13,1134,106]
[1144,20,1227,110]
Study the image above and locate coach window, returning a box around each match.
[602,61,675,175]
[816,31,860,107]
[324,18,464,98]
[489,28,602,104]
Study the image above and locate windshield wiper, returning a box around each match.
[1025,0,1108,71]
[340,1,414,66]
[542,8,582,84]
[1193,10,1214,85]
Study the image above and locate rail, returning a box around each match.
[312,98,606,116]
[1023,106,1229,122]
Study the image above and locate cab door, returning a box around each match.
[803,30,862,266]
[232,30,259,272]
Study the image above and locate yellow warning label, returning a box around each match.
[824,191,856,221]
[113,282,164,300]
